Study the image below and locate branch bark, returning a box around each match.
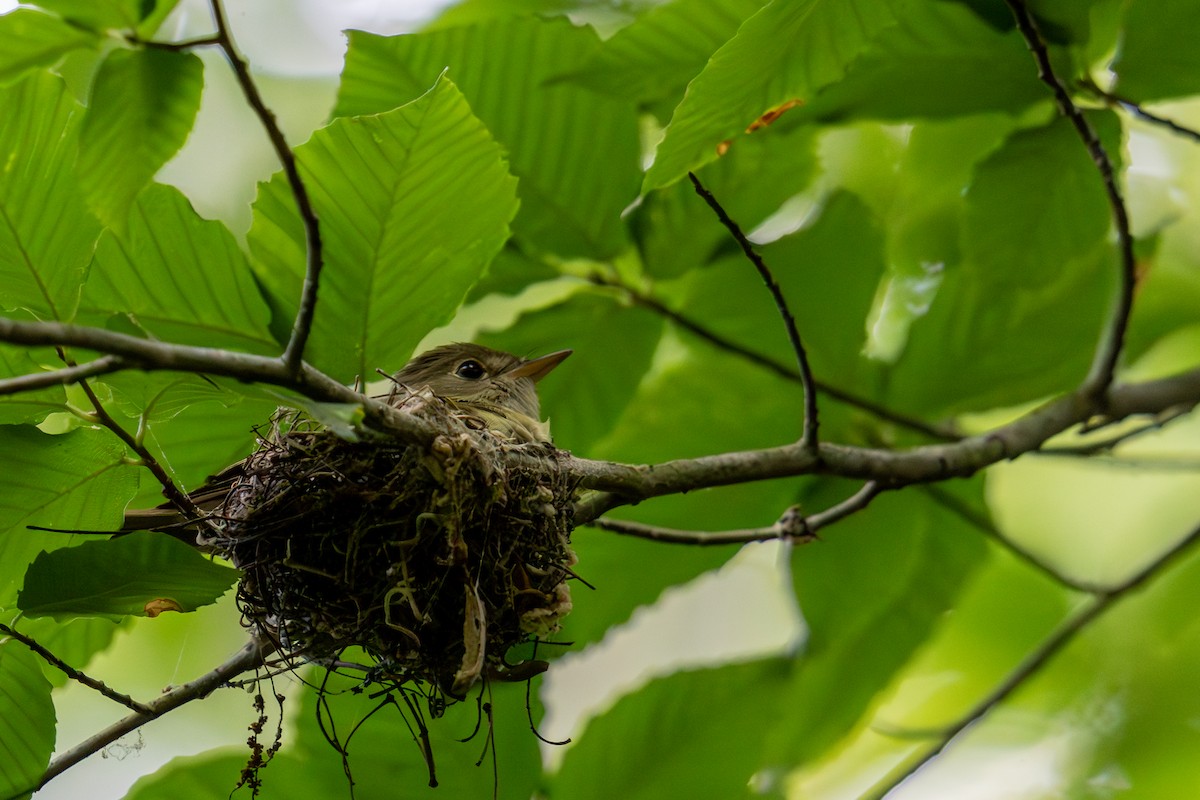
[37,636,275,790]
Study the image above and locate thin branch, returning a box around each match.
[0,317,440,444]
[1083,79,1200,144]
[866,515,1200,800]
[70,362,207,527]
[590,482,883,545]
[688,172,820,449]
[589,273,959,441]
[1037,406,1190,457]
[208,0,323,376]
[1003,0,1136,405]
[37,635,275,790]
[0,623,151,715]
[0,356,124,396]
[127,34,223,50]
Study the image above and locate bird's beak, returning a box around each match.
[507,349,572,382]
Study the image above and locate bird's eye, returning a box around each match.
[455,360,486,380]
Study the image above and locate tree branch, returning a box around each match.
[37,635,275,790]
[590,482,883,545]
[588,273,959,441]
[0,317,440,444]
[1,317,1197,528]
[688,172,820,449]
[867,514,1200,800]
[0,355,124,396]
[72,369,208,529]
[567,367,1200,521]
[1083,79,1200,144]
[208,0,323,375]
[0,622,150,715]
[1004,0,1137,405]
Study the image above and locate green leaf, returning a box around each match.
[248,75,519,383]
[0,70,100,320]
[643,0,904,191]
[337,17,640,258]
[759,479,987,770]
[477,292,664,453]
[886,114,1120,414]
[78,182,276,352]
[0,8,98,85]
[962,115,1114,290]
[18,532,239,620]
[792,1,1046,122]
[1112,3,1200,101]
[29,0,151,32]
[561,0,766,112]
[0,427,136,609]
[553,659,793,800]
[124,751,344,800]
[0,642,55,800]
[77,48,204,232]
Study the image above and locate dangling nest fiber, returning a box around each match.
[206,391,577,705]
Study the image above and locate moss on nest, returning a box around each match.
[206,391,577,706]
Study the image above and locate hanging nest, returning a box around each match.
[204,390,578,706]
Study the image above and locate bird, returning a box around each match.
[387,342,571,444]
[120,343,571,534]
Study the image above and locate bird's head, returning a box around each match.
[392,343,571,422]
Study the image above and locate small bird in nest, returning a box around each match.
[121,343,571,534]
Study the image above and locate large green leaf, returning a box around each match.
[0,70,100,320]
[0,427,137,609]
[0,642,55,800]
[886,113,1120,414]
[1112,3,1200,101]
[29,0,156,32]
[0,8,97,85]
[78,182,276,353]
[18,532,238,620]
[247,75,518,383]
[561,0,766,112]
[77,48,203,232]
[962,115,1114,290]
[791,0,1046,122]
[124,751,344,800]
[643,0,905,191]
[477,291,665,454]
[552,659,793,800]
[758,478,987,771]
[337,16,640,258]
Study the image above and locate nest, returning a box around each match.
[206,391,577,706]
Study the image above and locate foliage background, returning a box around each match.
[1,0,1199,798]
